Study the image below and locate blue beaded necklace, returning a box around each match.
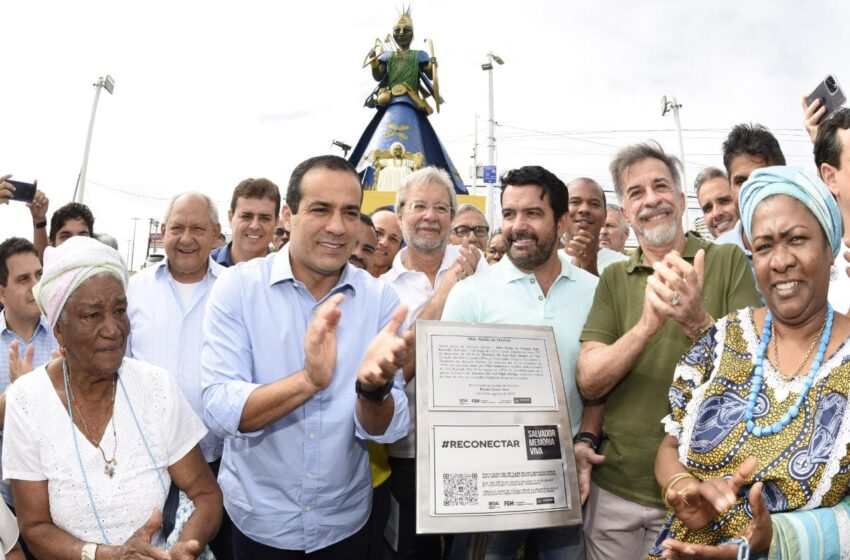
[745,305,834,437]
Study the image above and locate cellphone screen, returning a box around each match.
[7,180,36,203]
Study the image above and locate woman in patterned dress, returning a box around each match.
[648,166,850,559]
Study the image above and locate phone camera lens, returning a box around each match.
[826,76,837,94]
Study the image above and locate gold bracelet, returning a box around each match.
[661,472,695,508]
[688,313,715,340]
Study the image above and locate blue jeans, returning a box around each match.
[484,526,585,560]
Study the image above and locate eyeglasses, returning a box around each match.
[407,201,452,216]
[452,225,490,237]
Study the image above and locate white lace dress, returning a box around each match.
[2,358,207,546]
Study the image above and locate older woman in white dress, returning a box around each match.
[2,236,221,559]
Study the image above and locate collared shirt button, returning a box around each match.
[309,432,316,439]
[538,295,544,301]
[305,506,312,512]
[530,278,536,284]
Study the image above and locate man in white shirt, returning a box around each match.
[126,191,232,559]
[381,166,486,559]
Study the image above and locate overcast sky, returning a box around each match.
[2,0,848,267]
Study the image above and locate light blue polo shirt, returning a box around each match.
[441,252,598,436]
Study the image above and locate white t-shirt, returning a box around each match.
[174,280,201,309]
[2,358,206,545]
[828,242,850,315]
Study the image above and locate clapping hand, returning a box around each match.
[8,341,35,383]
[114,509,171,559]
[357,304,413,391]
[661,477,772,559]
[665,457,758,531]
[646,250,709,339]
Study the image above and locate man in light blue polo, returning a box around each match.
[201,155,412,558]
[0,237,57,509]
[442,165,600,560]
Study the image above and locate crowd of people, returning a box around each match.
[1,98,850,560]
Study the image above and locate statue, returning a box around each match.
[370,141,425,191]
[348,8,467,194]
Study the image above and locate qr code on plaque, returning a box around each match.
[443,473,478,507]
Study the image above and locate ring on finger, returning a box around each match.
[677,487,690,506]
[669,291,680,306]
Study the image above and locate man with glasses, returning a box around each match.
[449,204,490,250]
[381,166,487,559]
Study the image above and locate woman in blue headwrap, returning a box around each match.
[647,166,850,559]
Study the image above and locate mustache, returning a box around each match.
[637,202,675,220]
[348,255,366,269]
[415,223,441,233]
[508,231,539,244]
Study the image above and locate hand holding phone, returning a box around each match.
[807,75,846,122]
[7,180,37,203]
[0,175,13,204]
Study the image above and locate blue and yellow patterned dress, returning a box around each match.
[646,308,850,559]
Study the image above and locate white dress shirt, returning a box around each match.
[127,258,224,462]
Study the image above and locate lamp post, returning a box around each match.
[74,75,115,204]
[661,95,689,230]
[331,139,352,158]
[482,53,503,227]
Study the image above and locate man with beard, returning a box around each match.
[369,207,403,277]
[381,166,486,559]
[563,177,627,276]
[575,142,760,560]
[442,166,600,559]
[694,167,737,239]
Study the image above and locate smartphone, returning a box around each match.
[7,180,36,203]
[807,74,847,121]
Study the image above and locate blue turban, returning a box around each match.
[739,166,842,257]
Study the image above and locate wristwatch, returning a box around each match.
[355,379,394,402]
[573,431,602,453]
[81,542,98,560]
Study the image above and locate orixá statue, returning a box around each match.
[348,7,467,193]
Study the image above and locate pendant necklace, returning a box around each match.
[65,360,119,477]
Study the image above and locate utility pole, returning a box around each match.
[481,53,504,227]
[74,75,115,203]
[662,95,689,229]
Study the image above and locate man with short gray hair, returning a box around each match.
[694,167,737,238]
[449,203,490,250]
[599,203,630,253]
[576,143,759,560]
[126,191,233,559]
[382,166,487,559]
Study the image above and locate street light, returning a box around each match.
[331,139,352,158]
[482,52,504,228]
[74,75,116,204]
[661,95,689,229]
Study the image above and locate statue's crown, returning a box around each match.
[395,5,413,28]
